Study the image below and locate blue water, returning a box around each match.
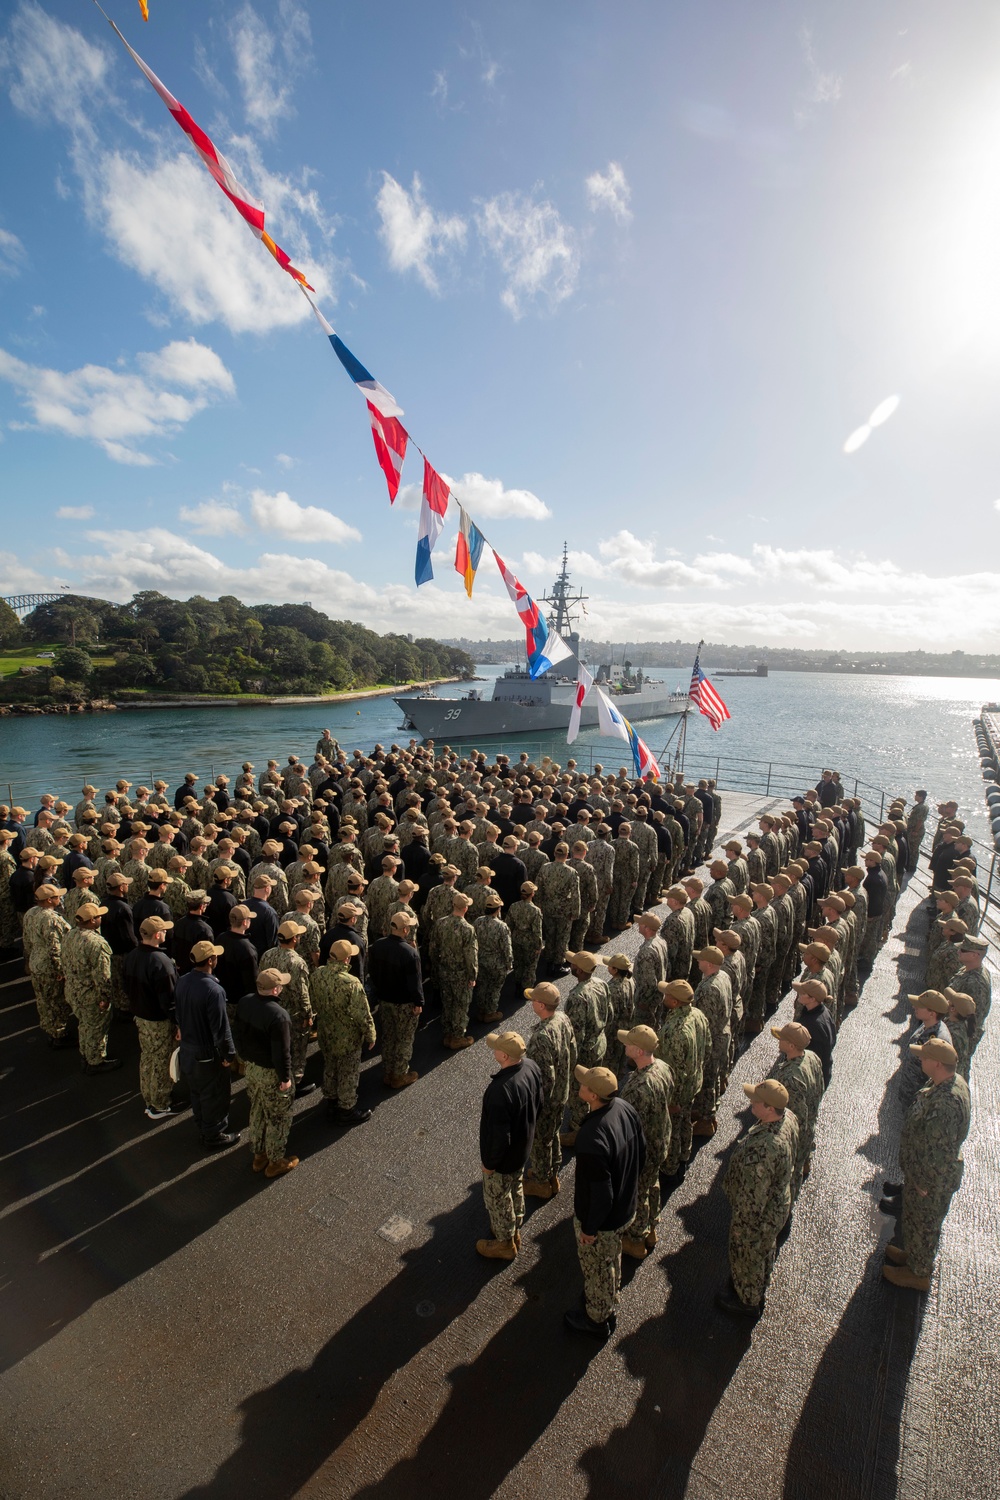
[1,668,995,844]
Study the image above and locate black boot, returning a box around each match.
[564,1306,616,1339]
[714,1288,761,1319]
[82,1058,123,1075]
[334,1105,371,1126]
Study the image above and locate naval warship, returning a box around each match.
[395,550,690,741]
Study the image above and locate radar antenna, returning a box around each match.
[540,543,588,638]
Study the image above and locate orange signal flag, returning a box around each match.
[138,0,149,18]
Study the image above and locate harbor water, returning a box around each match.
[1,667,996,841]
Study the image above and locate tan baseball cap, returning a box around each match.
[907,989,949,1015]
[617,1024,659,1051]
[770,1021,811,1048]
[658,978,694,1001]
[525,981,561,1006]
[574,1064,618,1098]
[75,902,107,920]
[485,1030,525,1060]
[943,988,975,1016]
[140,916,173,936]
[257,967,292,990]
[278,920,307,939]
[714,928,742,950]
[191,940,224,963]
[329,939,360,963]
[230,904,252,921]
[729,893,753,912]
[565,950,605,972]
[791,978,829,1001]
[743,1079,789,1109]
[484,892,503,910]
[909,1037,957,1065]
[799,941,831,961]
[606,952,633,974]
[696,945,725,966]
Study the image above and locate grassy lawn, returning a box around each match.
[0,643,114,679]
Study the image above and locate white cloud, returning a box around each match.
[230,0,311,138]
[798,29,842,121]
[0,0,111,137]
[0,227,26,276]
[396,470,551,522]
[375,172,466,293]
[179,500,247,536]
[0,338,234,464]
[598,531,719,589]
[56,505,94,520]
[275,452,295,469]
[2,2,334,336]
[249,489,361,544]
[585,162,632,223]
[476,191,579,318]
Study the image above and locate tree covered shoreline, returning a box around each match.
[0,593,475,701]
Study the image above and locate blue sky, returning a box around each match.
[2,0,1000,649]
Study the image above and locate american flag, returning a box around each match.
[689,649,730,731]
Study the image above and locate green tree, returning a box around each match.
[0,599,22,646]
[53,646,93,683]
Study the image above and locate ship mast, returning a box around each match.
[540,543,588,639]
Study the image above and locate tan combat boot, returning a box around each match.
[523,1175,554,1200]
[559,1130,578,1149]
[252,1152,268,1173]
[882,1264,929,1291]
[264,1156,300,1179]
[644,1227,657,1250]
[884,1244,908,1267]
[692,1117,717,1137]
[475,1237,517,1260]
[622,1235,648,1260]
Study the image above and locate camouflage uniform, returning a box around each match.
[0,848,19,947]
[607,838,639,931]
[722,1110,798,1307]
[767,892,795,1008]
[365,873,400,942]
[521,846,550,885]
[603,971,636,1079]
[310,959,376,1108]
[633,937,667,1031]
[704,877,736,933]
[895,1072,971,1277]
[23,905,73,1039]
[621,1058,673,1241]
[719,946,746,1049]
[657,1004,708,1173]
[586,838,615,942]
[259,945,313,1080]
[663,905,696,982]
[64,885,98,926]
[135,1015,175,1110]
[565,976,611,1131]
[772,1050,824,1198]
[506,899,542,990]
[244,1060,293,1161]
[537,861,581,969]
[121,857,151,901]
[630,820,659,913]
[483,1169,525,1240]
[294,911,323,970]
[430,913,478,1039]
[726,855,749,896]
[950,967,991,1053]
[420,880,458,939]
[747,903,777,1025]
[926,939,963,994]
[569,858,598,952]
[62,926,114,1066]
[692,968,733,1119]
[906,800,929,867]
[472,913,513,1019]
[574,1217,623,1325]
[524,1008,578,1182]
[685,896,712,983]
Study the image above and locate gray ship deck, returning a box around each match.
[0,790,996,1499]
